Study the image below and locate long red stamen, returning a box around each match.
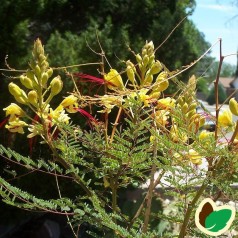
[75,108,97,124]
[0,117,9,128]
[74,73,116,87]
[74,73,105,85]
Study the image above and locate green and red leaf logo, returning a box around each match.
[195,198,236,236]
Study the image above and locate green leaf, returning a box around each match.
[205,209,232,232]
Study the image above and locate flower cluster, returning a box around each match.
[3,39,92,139]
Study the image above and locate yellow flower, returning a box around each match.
[3,103,25,122]
[104,69,124,90]
[129,89,150,107]
[157,97,176,110]
[49,106,70,124]
[154,110,169,127]
[170,124,188,143]
[27,124,43,138]
[229,98,238,116]
[199,130,214,143]
[152,71,169,92]
[99,95,123,113]
[218,109,233,127]
[187,149,202,165]
[5,119,28,134]
[60,95,78,113]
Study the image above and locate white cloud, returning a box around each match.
[198,3,235,12]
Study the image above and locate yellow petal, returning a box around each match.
[104,69,124,90]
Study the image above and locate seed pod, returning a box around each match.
[50,76,63,96]
[229,98,238,116]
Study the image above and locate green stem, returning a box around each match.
[142,108,157,233]
[111,178,118,213]
[178,182,208,238]
[142,163,156,233]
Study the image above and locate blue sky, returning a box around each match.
[189,0,238,65]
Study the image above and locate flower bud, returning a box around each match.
[20,75,33,89]
[149,90,161,99]
[150,61,163,75]
[229,98,238,116]
[148,55,155,65]
[188,75,196,91]
[50,76,63,96]
[28,90,38,106]
[126,65,135,83]
[182,103,188,114]
[136,54,142,63]
[142,49,147,57]
[143,73,153,86]
[146,41,154,52]
[177,97,184,106]
[143,55,149,66]
[39,53,46,62]
[41,72,49,87]
[189,102,197,111]
[33,39,44,57]
[186,109,196,119]
[8,83,28,104]
[199,116,206,127]
[153,72,169,92]
[35,64,41,79]
[47,68,53,78]
[9,82,22,97]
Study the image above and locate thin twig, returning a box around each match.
[55,171,77,238]
[155,15,189,53]
[214,39,224,141]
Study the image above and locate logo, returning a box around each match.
[195,198,236,236]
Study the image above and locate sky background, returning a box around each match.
[189,0,238,65]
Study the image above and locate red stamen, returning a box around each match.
[74,73,116,87]
[74,73,105,85]
[0,117,9,128]
[75,108,97,124]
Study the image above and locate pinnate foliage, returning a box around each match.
[1,38,238,237]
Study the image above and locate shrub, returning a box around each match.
[0,39,238,237]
